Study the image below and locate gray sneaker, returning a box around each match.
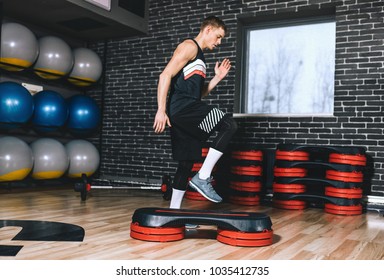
[189,173,222,203]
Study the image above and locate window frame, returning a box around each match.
[235,15,336,117]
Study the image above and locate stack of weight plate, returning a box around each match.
[227,146,263,206]
[272,143,366,215]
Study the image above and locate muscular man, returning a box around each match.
[153,16,237,208]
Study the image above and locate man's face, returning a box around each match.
[205,26,225,50]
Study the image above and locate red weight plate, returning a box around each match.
[229,181,262,192]
[272,183,306,193]
[217,233,273,247]
[217,229,273,240]
[273,199,307,210]
[325,186,363,199]
[130,223,185,235]
[231,166,262,176]
[228,196,260,206]
[192,164,217,173]
[274,167,307,177]
[325,170,363,183]
[228,200,259,206]
[217,236,272,247]
[324,203,362,216]
[275,150,310,161]
[231,150,263,161]
[130,231,185,242]
[329,153,366,166]
[185,190,208,201]
[201,148,209,157]
[191,163,202,172]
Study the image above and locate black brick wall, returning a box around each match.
[89,0,384,197]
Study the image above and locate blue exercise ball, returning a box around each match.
[0,81,34,130]
[66,94,101,136]
[32,90,68,133]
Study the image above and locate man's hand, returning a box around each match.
[214,58,231,81]
[153,110,171,133]
[201,58,232,97]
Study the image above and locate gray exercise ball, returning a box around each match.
[30,138,69,179]
[0,22,39,71]
[68,48,103,87]
[33,36,73,80]
[65,139,100,178]
[0,136,33,182]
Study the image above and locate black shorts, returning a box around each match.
[169,101,226,161]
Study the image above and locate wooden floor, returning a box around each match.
[1,186,383,260]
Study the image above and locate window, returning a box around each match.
[239,17,336,115]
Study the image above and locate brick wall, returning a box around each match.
[90,0,384,197]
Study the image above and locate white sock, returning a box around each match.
[169,188,185,209]
[198,148,223,180]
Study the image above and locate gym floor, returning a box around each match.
[1,186,383,260]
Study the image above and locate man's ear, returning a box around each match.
[204,25,213,34]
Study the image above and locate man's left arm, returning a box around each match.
[201,58,231,98]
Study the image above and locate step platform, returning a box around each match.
[130,207,273,247]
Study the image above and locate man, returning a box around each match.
[153,16,237,209]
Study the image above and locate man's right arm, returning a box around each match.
[153,72,172,133]
[153,40,198,134]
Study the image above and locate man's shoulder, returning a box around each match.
[178,39,198,49]
[175,39,198,60]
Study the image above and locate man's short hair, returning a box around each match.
[200,16,227,35]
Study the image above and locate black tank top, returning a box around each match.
[168,39,206,116]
